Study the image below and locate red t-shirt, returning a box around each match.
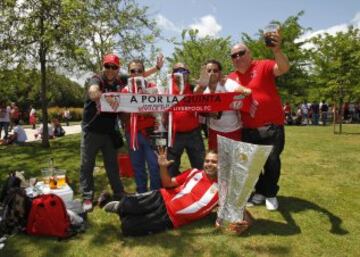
[227,60,284,128]
[172,83,199,132]
[160,169,218,228]
[121,82,155,132]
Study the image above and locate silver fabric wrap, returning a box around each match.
[217,136,273,224]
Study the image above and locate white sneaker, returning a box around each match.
[246,201,254,207]
[82,199,93,212]
[251,193,265,204]
[265,197,279,211]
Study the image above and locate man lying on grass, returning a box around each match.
[101,148,253,236]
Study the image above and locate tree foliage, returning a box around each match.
[72,0,160,73]
[241,11,312,103]
[308,26,360,102]
[167,29,233,83]
[0,0,159,146]
[0,68,83,110]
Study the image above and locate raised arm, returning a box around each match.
[157,147,178,188]
[143,53,164,78]
[270,30,290,76]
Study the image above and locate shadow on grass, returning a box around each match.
[84,196,348,257]
[334,132,360,135]
[3,233,76,257]
[89,212,255,257]
[85,211,292,257]
[246,196,348,236]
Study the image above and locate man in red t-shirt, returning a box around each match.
[225,28,290,211]
[102,149,252,236]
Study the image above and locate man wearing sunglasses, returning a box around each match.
[225,28,290,211]
[81,54,163,212]
[166,63,205,177]
[120,59,161,193]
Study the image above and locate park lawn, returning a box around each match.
[0,125,359,257]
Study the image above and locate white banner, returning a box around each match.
[100,92,251,113]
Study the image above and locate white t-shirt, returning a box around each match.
[37,124,54,136]
[204,84,241,132]
[0,106,10,122]
[301,103,308,114]
[30,108,36,116]
[14,125,27,142]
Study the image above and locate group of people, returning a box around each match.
[0,102,20,139]
[0,102,70,145]
[79,27,290,236]
[34,118,66,139]
[284,100,330,126]
[0,102,27,145]
[285,100,360,126]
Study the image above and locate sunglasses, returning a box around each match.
[207,69,219,73]
[173,68,190,74]
[230,50,247,59]
[104,64,119,70]
[130,69,144,74]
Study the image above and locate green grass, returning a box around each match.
[1,125,360,257]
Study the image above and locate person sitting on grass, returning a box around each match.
[100,148,253,236]
[0,119,27,145]
[34,122,54,139]
[52,118,65,137]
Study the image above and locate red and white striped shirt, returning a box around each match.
[160,169,218,228]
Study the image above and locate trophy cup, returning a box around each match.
[149,79,167,148]
[216,136,273,226]
[166,73,184,147]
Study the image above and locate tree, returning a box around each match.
[308,26,360,133]
[0,0,89,146]
[240,11,311,104]
[71,0,160,73]
[167,29,233,83]
[0,68,83,111]
[0,0,159,146]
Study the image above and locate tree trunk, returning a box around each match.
[339,97,343,134]
[39,10,50,147]
[333,102,336,134]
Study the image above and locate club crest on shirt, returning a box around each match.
[105,95,120,111]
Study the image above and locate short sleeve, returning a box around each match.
[174,169,193,185]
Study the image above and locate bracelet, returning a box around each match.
[156,65,161,70]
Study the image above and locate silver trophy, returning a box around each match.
[217,136,273,225]
[150,79,167,147]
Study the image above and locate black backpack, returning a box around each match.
[0,173,32,236]
[0,173,22,203]
[0,187,32,235]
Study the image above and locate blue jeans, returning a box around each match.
[126,132,161,193]
[312,113,319,125]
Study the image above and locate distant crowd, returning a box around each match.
[283,101,360,126]
[0,102,70,145]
